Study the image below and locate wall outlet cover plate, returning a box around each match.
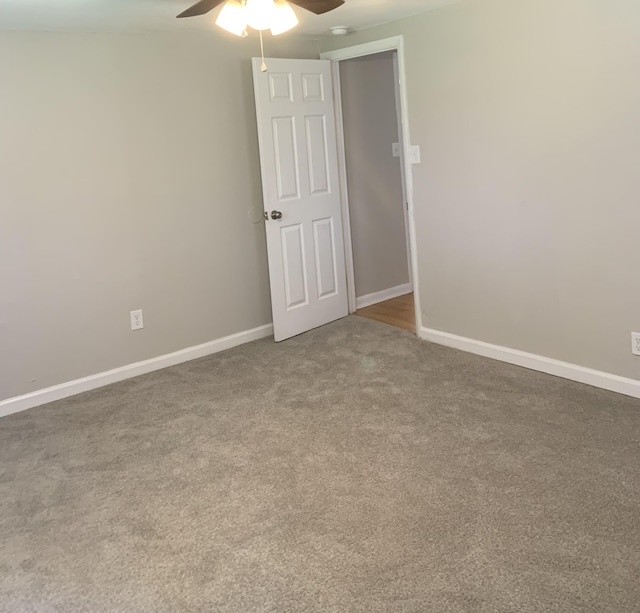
[409,145,421,164]
[130,309,144,331]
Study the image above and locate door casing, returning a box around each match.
[321,36,422,335]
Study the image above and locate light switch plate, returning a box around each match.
[409,145,421,164]
[392,142,400,158]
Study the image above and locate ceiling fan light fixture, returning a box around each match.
[212,0,299,37]
[270,1,298,35]
[215,0,247,36]
[244,0,275,31]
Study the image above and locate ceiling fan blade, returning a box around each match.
[177,0,225,18]
[288,0,345,15]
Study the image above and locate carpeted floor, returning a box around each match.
[1,316,640,613]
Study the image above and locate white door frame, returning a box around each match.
[320,36,422,335]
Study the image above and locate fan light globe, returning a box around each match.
[244,0,275,31]
[214,0,299,37]
[270,1,298,35]
[215,0,247,36]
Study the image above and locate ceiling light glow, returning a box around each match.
[215,0,298,37]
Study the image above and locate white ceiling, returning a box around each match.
[0,0,459,37]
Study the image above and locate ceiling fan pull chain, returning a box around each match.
[259,30,268,72]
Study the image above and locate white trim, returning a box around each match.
[356,283,413,310]
[330,59,357,315]
[420,326,640,400]
[0,324,274,419]
[392,51,413,288]
[320,36,423,334]
[320,37,405,61]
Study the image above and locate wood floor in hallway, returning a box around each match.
[355,292,416,333]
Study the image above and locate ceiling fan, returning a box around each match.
[178,0,345,37]
[177,0,345,60]
[177,0,345,20]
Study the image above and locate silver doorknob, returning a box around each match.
[271,210,283,220]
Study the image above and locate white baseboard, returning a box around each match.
[6,320,636,420]
[420,326,640,400]
[356,283,413,310]
[0,324,274,419]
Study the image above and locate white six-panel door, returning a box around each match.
[252,58,348,342]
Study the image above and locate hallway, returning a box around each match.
[355,293,415,333]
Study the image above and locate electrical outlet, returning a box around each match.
[632,332,640,356]
[130,309,144,331]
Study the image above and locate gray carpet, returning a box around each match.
[1,316,640,613]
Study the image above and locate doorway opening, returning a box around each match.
[356,292,415,333]
[321,37,421,336]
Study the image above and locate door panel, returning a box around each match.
[272,117,300,200]
[313,218,338,299]
[281,224,308,309]
[305,115,330,195]
[302,73,325,102]
[269,72,293,101]
[253,58,348,341]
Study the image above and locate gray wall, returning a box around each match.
[3,0,640,402]
[340,52,410,298]
[0,31,317,401]
[320,0,640,381]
